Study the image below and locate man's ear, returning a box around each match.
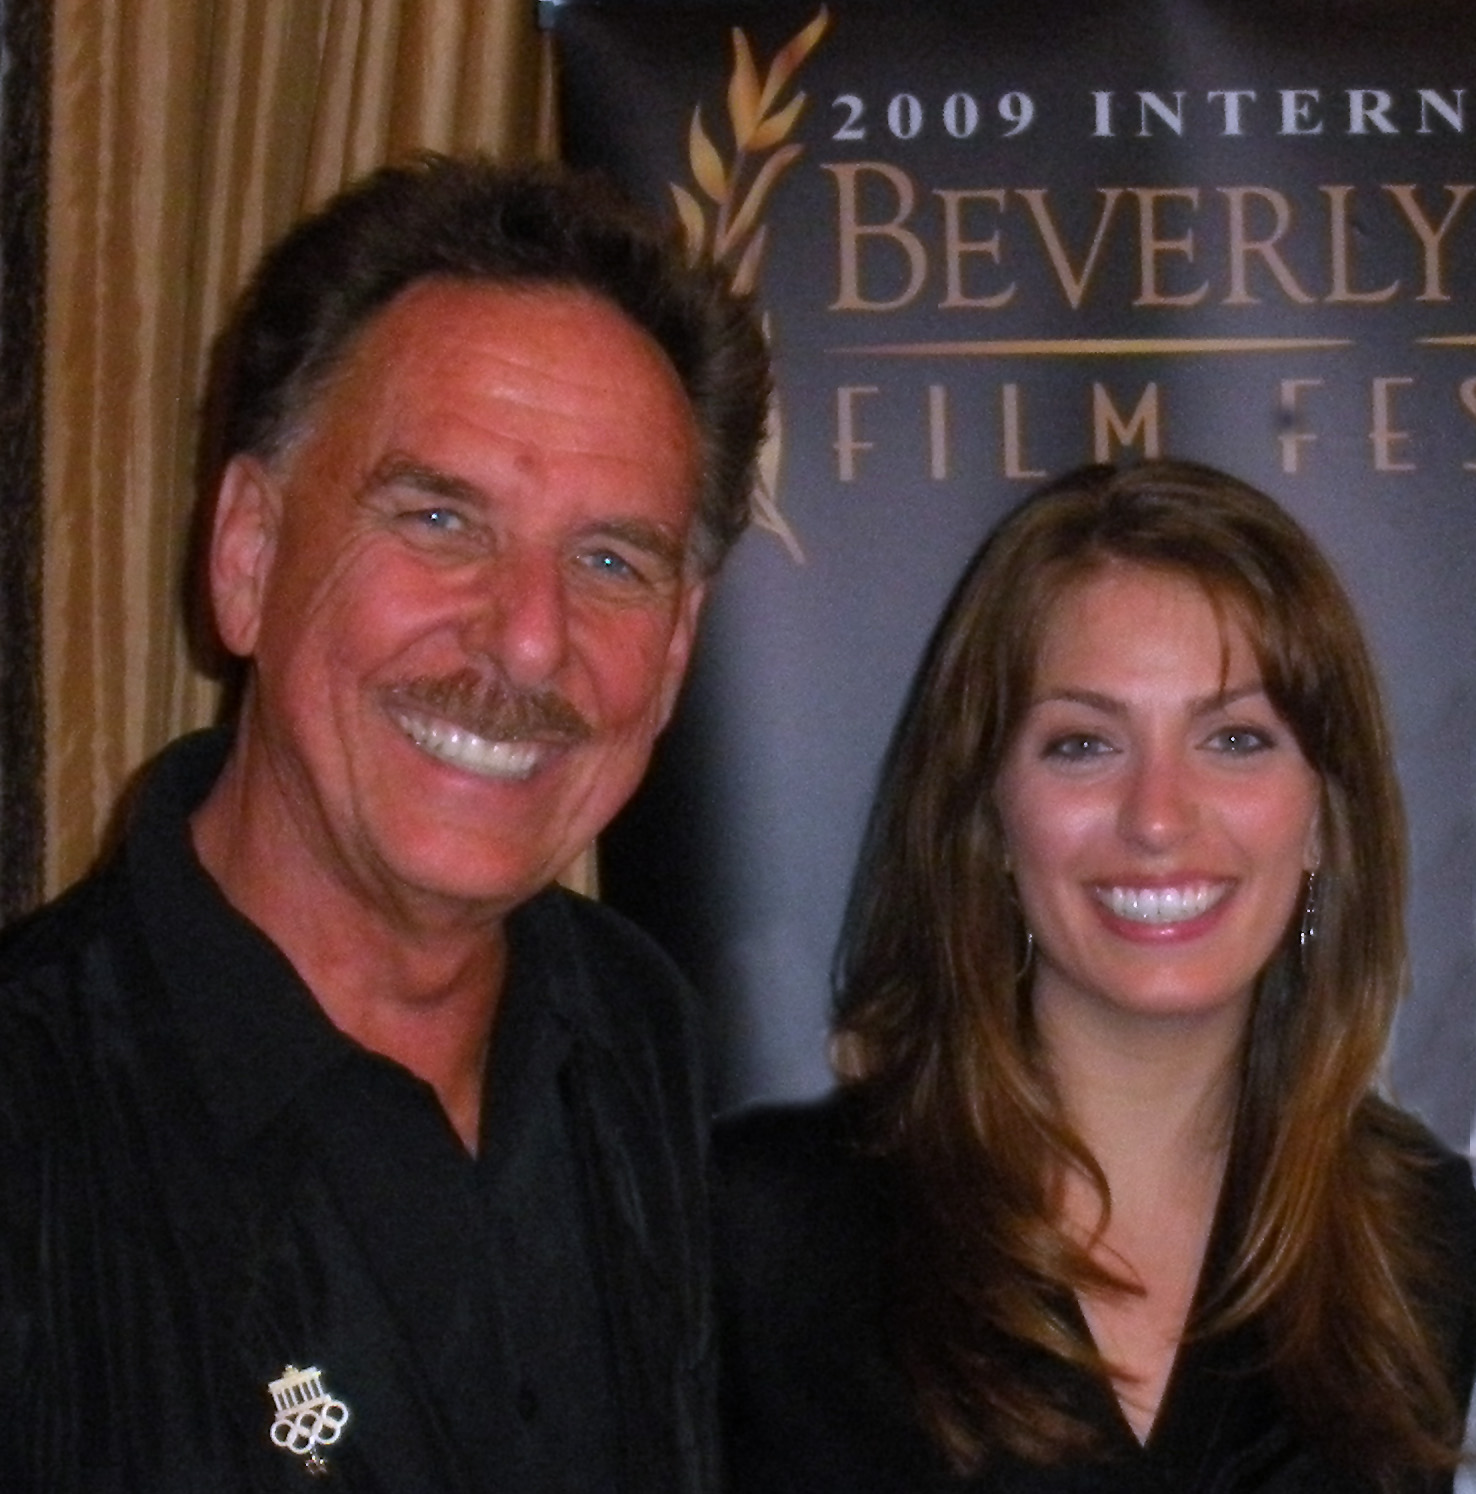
[210,455,281,658]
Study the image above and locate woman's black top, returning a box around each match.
[714,1094,1476,1494]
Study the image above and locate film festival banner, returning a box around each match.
[555,1,1476,1144]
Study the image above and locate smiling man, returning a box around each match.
[0,157,769,1492]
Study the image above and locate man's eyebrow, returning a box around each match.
[361,454,692,571]
[361,454,483,505]
[590,517,688,573]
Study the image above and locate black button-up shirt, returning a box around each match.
[0,729,718,1491]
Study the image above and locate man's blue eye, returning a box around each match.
[419,508,464,531]
[583,549,640,580]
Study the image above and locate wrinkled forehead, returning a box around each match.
[273,283,700,529]
[277,277,699,463]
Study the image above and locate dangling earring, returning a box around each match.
[1003,842,1033,981]
[1016,928,1035,982]
[1299,871,1318,952]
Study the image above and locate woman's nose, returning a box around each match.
[1116,750,1199,851]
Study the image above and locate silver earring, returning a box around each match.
[1299,871,1318,951]
[1016,928,1035,982]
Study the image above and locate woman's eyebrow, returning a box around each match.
[1191,682,1269,715]
[1028,682,1268,716]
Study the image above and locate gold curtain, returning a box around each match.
[44,0,553,895]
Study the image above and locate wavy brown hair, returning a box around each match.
[833,460,1462,1483]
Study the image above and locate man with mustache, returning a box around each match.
[0,156,769,1491]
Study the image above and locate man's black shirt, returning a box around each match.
[0,729,717,1491]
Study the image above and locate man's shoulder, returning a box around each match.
[512,888,712,1156]
[0,856,127,1016]
[517,885,699,1027]
[0,857,138,1116]
[0,732,198,996]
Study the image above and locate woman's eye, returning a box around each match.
[1206,726,1272,754]
[1043,733,1112,762]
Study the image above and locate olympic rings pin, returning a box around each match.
[268,1364,351,1477]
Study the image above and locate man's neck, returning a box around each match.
[191,747,508,1154]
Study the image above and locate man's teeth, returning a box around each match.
[392,711,543,780]
[1098,884,1225,924]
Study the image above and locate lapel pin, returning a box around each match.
[268,1364,351,1477]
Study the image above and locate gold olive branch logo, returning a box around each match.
[670,6,830,563]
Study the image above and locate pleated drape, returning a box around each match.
[44,1,549,896]
[0,0,49,924]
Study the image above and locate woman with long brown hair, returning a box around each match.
[715,459,1476,1491]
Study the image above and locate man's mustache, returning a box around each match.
[382,669,593,744]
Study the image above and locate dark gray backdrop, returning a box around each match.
[556,0,1476,1150]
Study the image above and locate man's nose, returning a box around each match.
[459,548,570,685]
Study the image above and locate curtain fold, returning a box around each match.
[0,0,49,923]
[44,1,548,896]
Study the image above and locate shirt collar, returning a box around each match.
[122,728,602,1156]
[124,728,356,1153]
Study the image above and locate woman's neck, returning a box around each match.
[1036,983,1247,1443]
[1036,974,1247,1194]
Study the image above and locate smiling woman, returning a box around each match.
[996,566,1322,1058]
[714,459,1476,1492]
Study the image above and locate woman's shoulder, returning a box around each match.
[1358,1099,1476,1399]
[1418,1131,1476,1239]
[715,1087,869,1170]
[1360,1096,1476,1230]
[714,1100,945,1489]
[1402,1116,1476,1303]
[712,1089,890,1295]
[714,1090,887,1224]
